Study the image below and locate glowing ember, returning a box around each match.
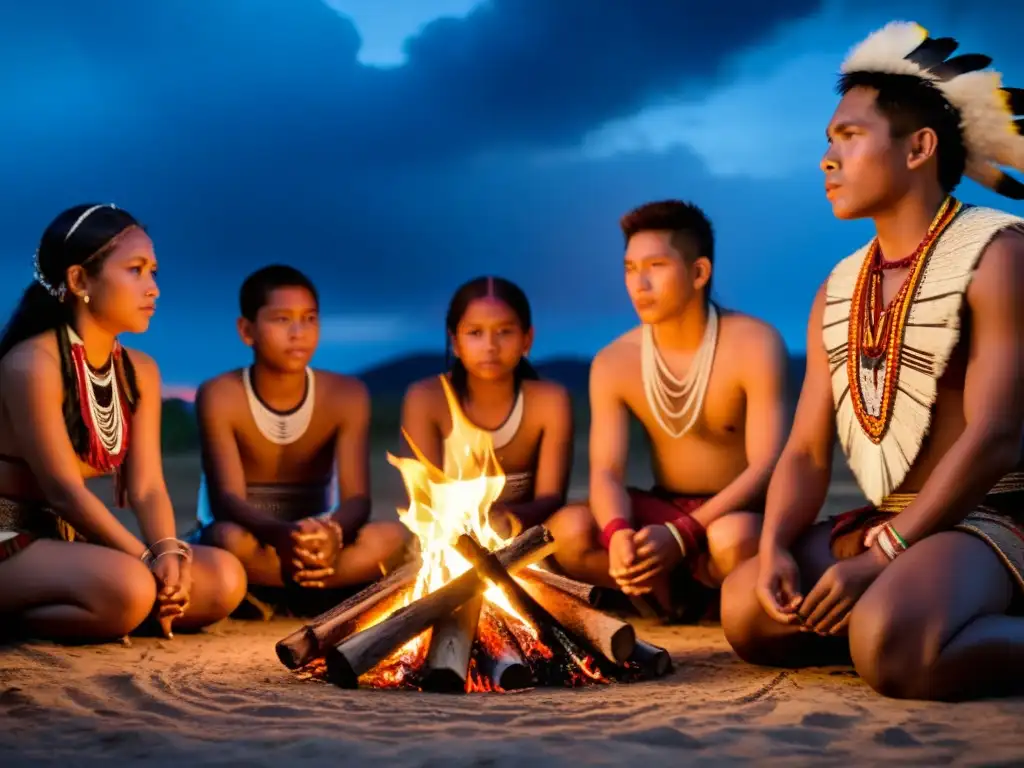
[284,375,670,693]
[356,377,543,688]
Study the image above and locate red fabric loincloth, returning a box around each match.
[626,486,708,526]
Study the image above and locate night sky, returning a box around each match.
[2,0,1021,397]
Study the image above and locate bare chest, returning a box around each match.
[234,418,337,482]
[621,362,746,449]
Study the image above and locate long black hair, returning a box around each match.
[0,204,145,362]
[0,204,144,456]
[444,276,539,402]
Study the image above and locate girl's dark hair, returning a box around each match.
[444,276,539,401]
[0,204,144,362]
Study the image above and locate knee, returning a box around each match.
[362,521,412,563]
[96,556,159,636]
[706,512,762,580]
[194,546,248,619]
[206,522,257,559]
[848,594,932,699]
[719,556,778,664]
[548,505,597,562]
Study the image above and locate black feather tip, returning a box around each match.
[905,36,959,71]
[929,53,992,81]
[1003,88,1024,116]
[993,171,1024,200]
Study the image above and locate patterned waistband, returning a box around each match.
[876,471,1024,514]
[0,496,77,541]
[245,482,332,521]
[498,472,534,503]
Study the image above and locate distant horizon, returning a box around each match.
[159,345,811,401]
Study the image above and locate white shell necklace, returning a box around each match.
[640,303,719,439]
[67,326,125,456]
[488,387,525,450]
[243,366,315,445]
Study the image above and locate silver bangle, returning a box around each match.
[141,538,193,569]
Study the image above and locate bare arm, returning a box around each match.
[761,284,836,553]
[196,379,283,545]
[122,351,178,547]
[588,349,633,530]
[504,385,575,529]
[328,379,372,536]
[892,230,1024,543]
[691,324,788,528]
[399,381,445,469]
[0,347,145,557]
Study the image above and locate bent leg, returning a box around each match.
[849,530,1024,701]
[172,545,248,631]
[721,521,849,667]
[206,521,286,587]
[0,540,157,643]
[546,504,616,588]
[702,511,762,586]
[322,521,411,588]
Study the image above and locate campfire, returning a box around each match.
[276,379,672,693]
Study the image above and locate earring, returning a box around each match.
[83,295,90,304]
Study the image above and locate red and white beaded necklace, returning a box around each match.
[66,325,131,473]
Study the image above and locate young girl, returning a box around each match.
[0,204,246,642]
[400,276,574,536]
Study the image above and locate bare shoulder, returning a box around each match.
[315,369,369,403]
[591,327,641,377]
[314,370,370,426]
[122,346,160,391]
[522,378,572,413]
[0,334,60,387]
[718,309,787,358]
[971,226,1024,293]
[403,374,445,408]
[195,369,245,415]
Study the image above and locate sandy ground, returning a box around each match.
[3,620,1024,766]
[2,453,1024,765]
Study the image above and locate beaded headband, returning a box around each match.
[841,22,1024,199]
[33,204,119,301]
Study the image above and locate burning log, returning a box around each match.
[520,569,602,605]
[516,576,636,664]
[476,643,532,691]
[420,594,484,693]
[626,639,673,678]
[325,525,554,689]
[472,605,533,692]
[276,558,422,670]
[453,534,611,682]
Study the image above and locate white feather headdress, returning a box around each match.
[841,21,1024,199]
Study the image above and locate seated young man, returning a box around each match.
[191,265,410,617]
[720,23,1024,701]
[549,200,788,620]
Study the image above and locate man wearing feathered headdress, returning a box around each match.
[720,22,1024,700]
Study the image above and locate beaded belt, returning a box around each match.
[877,471,1024,514]
[0,496,77,541]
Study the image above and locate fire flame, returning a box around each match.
[379,377,538,677]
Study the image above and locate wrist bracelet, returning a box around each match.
[669,514,707,560]
[141,538,193,569]
[875,522,908,562]
[599,518,634,549]
[663,521,687,557]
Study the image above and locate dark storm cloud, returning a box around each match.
[0,0,825,318]
[3,0,823,172]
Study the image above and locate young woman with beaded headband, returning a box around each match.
[0,203,245,643]
[722,23,1024,701]
[400,276,575,538]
